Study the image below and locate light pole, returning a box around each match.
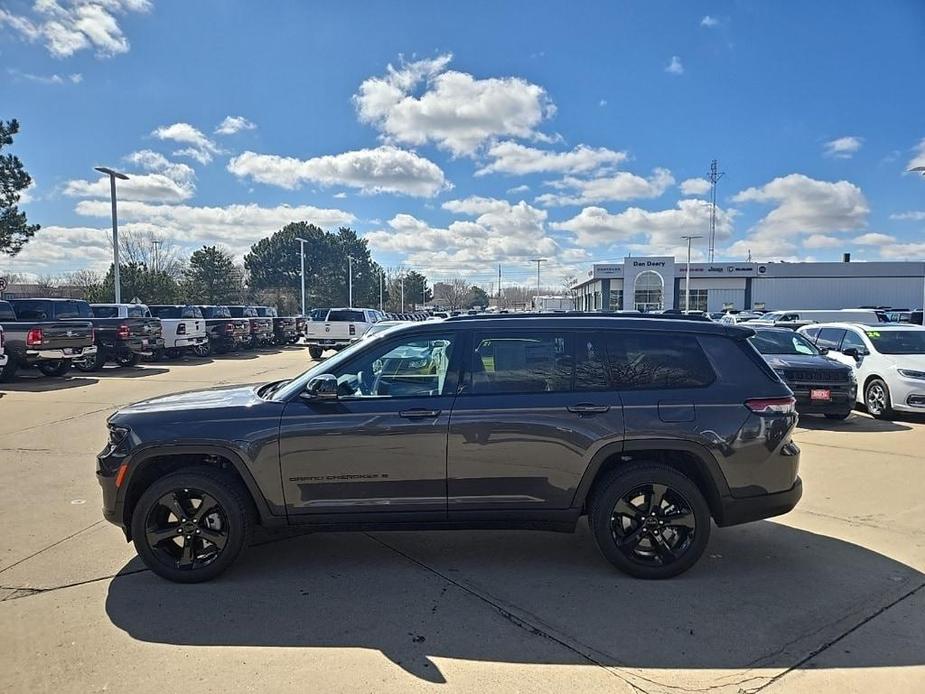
[151,239,161,273]
[295,237,309,316]
[347,255,355,307]
[400,272,405,312]
[379,269,384,311]
[530,258,546,310]
[681,235,703,312]
[94,167,129,303]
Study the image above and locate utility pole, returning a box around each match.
[498,264,502,302]
[530,258,546,309]
[151,239,161,274]
[379,270,384,311]
[681,235,703,312]
[400,272,405,312]
[422,278,427,308]
[707,159,725,263]
[347,255,354,307]
[295,237,309,316]
[94,167,129,303]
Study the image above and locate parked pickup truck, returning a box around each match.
[9,298,162,371]
[0,299,96,380]
[145,304,210,358]
[255,306,298,345]
[303,307,383,360]
[227,306,273,349]
[197,306,249,354]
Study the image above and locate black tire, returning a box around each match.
[131,467,253,583]
[164,348,182,360]
[824,412,851,420]
[37,359,72,377]
[864,378,893,419]
[192,341,212,358]
[0,356,19,382]
[308,345,324,360]
[73,350,105,372]
[116,351,140,368]
[589,463,711,579]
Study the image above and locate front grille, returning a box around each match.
[784,369,850,383]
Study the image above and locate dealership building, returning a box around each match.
[572,256,925,313]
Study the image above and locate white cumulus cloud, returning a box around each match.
[227,146,449,198]
[536,168,675,207]
[889,210,925,221]
[906,137,925,172]
[852,232,896,245]
[0,0,151,59]
[354,53,556,156]
[823,136,863,159]
[700,16,719,28]
[214,116,257,135]
[151,122,222,165]
[476,141,627,177]
[679,178,712,196]
[63,150,197,202]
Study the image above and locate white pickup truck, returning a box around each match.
[94,303,209,358]
[304,307,384,359]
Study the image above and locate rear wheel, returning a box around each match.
[0,356,19,382]
[37,359,71,377]
[589,463,711,579]
[116,351,140,368]
[865,378,893,419]
[192,341,212,358]
[308,345,323,360]
[73,350,105,372]
[131,468,252,583]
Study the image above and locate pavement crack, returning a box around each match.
[0,520,104,575]
[796,440,923,461]
[0,568,149,601]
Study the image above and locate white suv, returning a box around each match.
[798,322,925,418]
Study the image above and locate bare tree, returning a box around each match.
[63,269,103,299]
[433,278,471,310]
[116,228,186,279]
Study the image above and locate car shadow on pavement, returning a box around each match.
[0,374,100,392]
[797,413,913,433]
[213,352,260,360]
[105,520,924,686]
[87,366,172,378]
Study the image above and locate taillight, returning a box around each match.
[26,328,43,346]
[177,323,187,335]
[224,321,235,335]
[117,324,130,339]
[745,397,796,414]
[91,328,96,345]
[349,323,356,336]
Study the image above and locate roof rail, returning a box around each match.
[444,311,711,322]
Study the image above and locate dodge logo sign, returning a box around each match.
[0,276,7,291]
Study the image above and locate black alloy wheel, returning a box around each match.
[192,341,212,358]
[132,468,251,582]
[37,359,71,377]
[590,464,710,579]
[116,351,140,367]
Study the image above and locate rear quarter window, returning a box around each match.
[606,332,715,389]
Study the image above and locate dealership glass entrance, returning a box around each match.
[634,271,663,311]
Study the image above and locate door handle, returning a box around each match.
[399,408,441,419]
[567,403,610,415]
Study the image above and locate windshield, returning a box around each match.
[750,330,819,356]
[865,330,925,355]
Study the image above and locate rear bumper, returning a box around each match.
[306,338,355,348]
[26,344,97,360]
[716,477,803,527]
[172,336,208,348]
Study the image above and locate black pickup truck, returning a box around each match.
[254,306,298,345]
[197,305,249,354]
[9,298,163,371]
[0,299,96,380]
[228,305,273,348]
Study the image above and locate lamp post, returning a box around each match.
[295,237,309,316]
[681,235,703,312]
[94,167,129,303]
[347,255,355,307]
[530,258,546,310]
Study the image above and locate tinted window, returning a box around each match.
[92,305,119,318]
[801,326,821,341]
[864,329,925,355]
[182,306,203,319]
[310,308,329,321]
[12,299,92,319]
[840,330,867,353]
[470,333,570,394]
[607,333,715,389]
[574,333,610,391]
[328,309,366,322]
[816,328,846,350]
[331,334,456,398]
[127,305,148,318]
[227,307,245,317]
[200,306,231,319]
[151,306,181,318]
[0,302,16,321]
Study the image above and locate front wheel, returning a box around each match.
[865,378,893,419]
[131,467,252,583]
[37,359,72,377]
[589,463,711,579]
[116,351,140,368]
[73,350,105,372]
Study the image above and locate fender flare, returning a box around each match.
[120,443,282,530]
[570,438,730,515]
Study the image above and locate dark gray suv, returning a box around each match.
[97,315,802,582]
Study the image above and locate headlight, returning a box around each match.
[108,425,130,447]
[897,369,925,380]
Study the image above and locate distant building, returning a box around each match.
[572,256,925,312]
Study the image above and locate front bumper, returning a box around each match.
[717,477,803,527]
[791,385,856,415]
[27,344,98,360]
[890,376,925,412]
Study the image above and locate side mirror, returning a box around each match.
[842,347,863,360]
[818,347,829,355]
[302,373,338,401]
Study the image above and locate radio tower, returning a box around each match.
[707,159,725,263]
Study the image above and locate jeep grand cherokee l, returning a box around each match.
[97,314,802,583]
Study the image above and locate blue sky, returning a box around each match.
[2,0,924,288]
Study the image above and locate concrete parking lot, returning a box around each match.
[0,349,923,693]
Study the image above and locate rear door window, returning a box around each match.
[816,328,847,350]
[469,333,571,394]
[840,329,868,353]
[606,332,715,390]
[801,326,821,342]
